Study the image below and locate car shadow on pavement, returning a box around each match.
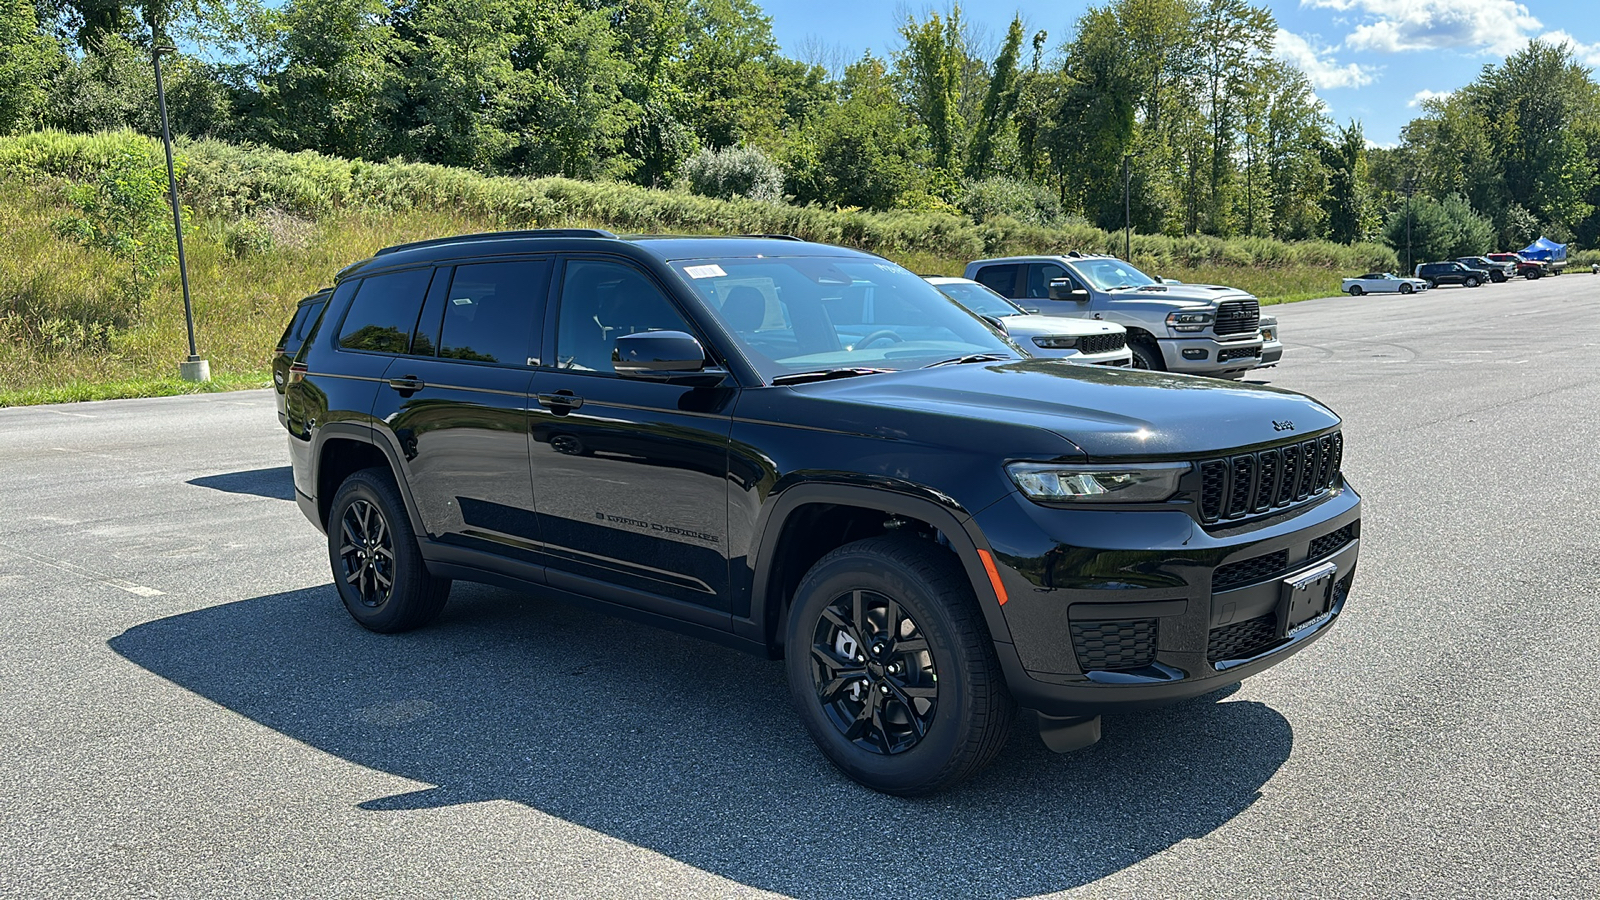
[186,467,296,501]
[110,583,1293,899]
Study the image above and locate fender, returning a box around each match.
[311,422,430,540]
[735,481,1016,654]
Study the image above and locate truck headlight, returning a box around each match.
[1031,336,1078,350]
[1261,326,1277,342]
[1006,462,1190,503]
[1166,311,1213,333]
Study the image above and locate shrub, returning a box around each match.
[54,144,177,289]
[958,176,1063,226]
[680,145,785,203]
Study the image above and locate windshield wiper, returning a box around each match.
[925,352,1015,368]
[771,367,894,385]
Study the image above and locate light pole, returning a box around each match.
[152,39,208,382]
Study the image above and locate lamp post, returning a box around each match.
[152,39,208,382]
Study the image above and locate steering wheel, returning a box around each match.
[856,330,905,349]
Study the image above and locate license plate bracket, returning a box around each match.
[1278,562,1336,639]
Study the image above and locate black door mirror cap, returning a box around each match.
[613,331,724,384]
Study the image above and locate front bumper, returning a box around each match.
[973,482,1360,717]
[1258,340,1283,367]
[1159,336,1264,377]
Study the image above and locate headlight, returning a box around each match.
[1261,327,1277,341]
[1006,462,1190,503]
[1166,310,1213,332]
[1031,336,1078,350]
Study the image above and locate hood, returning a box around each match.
[791,358,1340,459]
[1000,314,1125,339]
[1105,282,1255,309]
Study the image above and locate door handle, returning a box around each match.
[388,375,425,395]
[537,391,583,414]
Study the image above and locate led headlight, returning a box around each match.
[1006,461,1190,503]
[1031,336,1079,350]
[1166,310,1213,333]
[1261,326,1277,341]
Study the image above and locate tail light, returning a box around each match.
[288,362,308,385]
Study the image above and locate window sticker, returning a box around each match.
[684,264,727,279]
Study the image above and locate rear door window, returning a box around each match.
[972,264,1019,297]
[437,260,551,365]
[337,268,434,354]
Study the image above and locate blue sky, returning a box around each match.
[759,0,1600,145]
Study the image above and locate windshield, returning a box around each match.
[670,257,1021,381]
[1073,258,1159,291]
[930,281,1026,317]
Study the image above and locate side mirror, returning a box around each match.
[1047,278,1090,302]
[613,331,721,384]
[980,314,1008,333]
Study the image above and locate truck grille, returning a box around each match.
[1218,346,1260,363]
[1070,619,1157,671]
[1076,332,1127,354]
[1196,431,1343,524]
[1213,299,1260,336]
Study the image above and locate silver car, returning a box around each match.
[1342,272,1428,296]
[924,276,1132,366]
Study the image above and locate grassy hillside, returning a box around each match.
[0,130,1399,404]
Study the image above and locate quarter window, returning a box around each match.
[337,268,433,354]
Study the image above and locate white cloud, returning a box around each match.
[1273,29,1379,89]
[1408,89,1452,107]
[1538,30,1600,66]
[1303,0,1542,56]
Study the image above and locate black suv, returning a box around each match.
[1453,256,1509,283]
[1414,261,1485,288]
[283,230,1361,794]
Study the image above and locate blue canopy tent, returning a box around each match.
[1520,237,1567,261]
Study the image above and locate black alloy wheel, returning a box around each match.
[785,535,1014,795]
[1348,285,1364,296]
[1129,341,1164,371]
[809,589,939,755]
[1399,283,1413,294]
[339,498,395,608]
[327,468,451,633]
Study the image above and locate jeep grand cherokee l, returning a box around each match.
[283,230,1362,795]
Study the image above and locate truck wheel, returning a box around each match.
[1490,271,1506,283]
[1348,285,1364,296]
[327,468,450,633]
[1399,283,1413,294]
[1129,341,1165,371]
[1526,269,1541,280]
[784,535,1014,795]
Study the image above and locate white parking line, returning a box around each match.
[0,547,164,597]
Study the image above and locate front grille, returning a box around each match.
[1213,299,1261,336]
[1077,332,1127,354]
[1214,549,1289,590]
[1207,615,1279,662]
[1218,346,1261,363]
[1071,619,1157,671]
[1194,431,1343,525]
[1309,523,1357,561]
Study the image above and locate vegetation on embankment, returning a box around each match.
[1,131,1397,405]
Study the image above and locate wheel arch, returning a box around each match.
[743,483,1014,659]
[312,424,428,537]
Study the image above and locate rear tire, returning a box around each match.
[327,468,450,633]
[1348,285,1364,296]
[784,535,1015,795]
[1129,341,1165,371]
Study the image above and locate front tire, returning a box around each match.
[1465,276,1482,288]
[1399,283,1413,294]
[784,535,1014,795]
[327,468,450,633]
[1129,340,1165,371]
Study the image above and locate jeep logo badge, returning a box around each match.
[1273,420,1295,432]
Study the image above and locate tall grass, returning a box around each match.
[0,129,1402,402]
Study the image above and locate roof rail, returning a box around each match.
[738,233,805,241]
[373,229,618,256]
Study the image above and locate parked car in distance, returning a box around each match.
[923,276,1132,366]
[1454,256,1510,283]
[1341,273,1428,296]
[1414,261,1485,288]
[963,254,1264,378]
[282,229,1361,795]
[1256,314,1282,368]
[272,289,330,425]
[1487,252,1546,279]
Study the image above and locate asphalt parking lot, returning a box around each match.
[2,273,1597,899]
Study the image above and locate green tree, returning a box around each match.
[965,15,1023,180]
[56,144,178,291]
[264,0,401,160]
[0,0,63,134]
[1383,194,1493,263]
[893,4,967,173]
[1322,121,1374,244]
